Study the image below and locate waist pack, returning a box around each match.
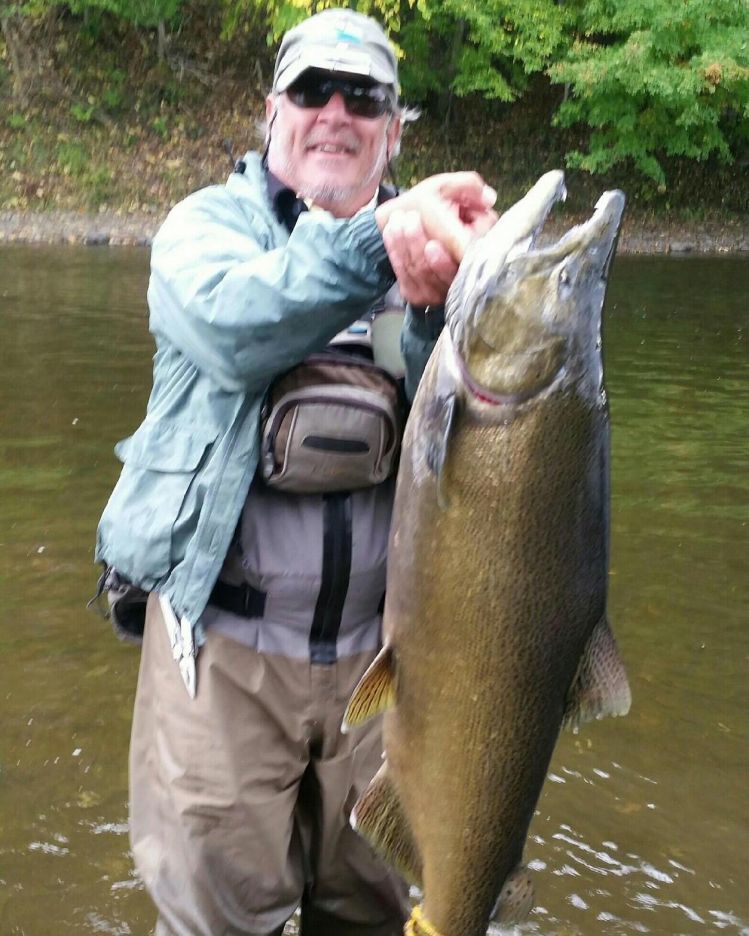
[259,351,405,494]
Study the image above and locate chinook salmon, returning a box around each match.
[343,171,632,936]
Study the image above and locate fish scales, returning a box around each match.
[390,380,607,933]
[344,171,631,936]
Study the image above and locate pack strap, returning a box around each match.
[209,580,267,619]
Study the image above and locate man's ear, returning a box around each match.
[265,95,276,123]
[386,115,402,162]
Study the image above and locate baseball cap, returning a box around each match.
[272,9,398,94]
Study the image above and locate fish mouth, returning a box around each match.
[448,172,625,336]
[527,188,626,280]
[445,171,568,347]
[446,172,625,401]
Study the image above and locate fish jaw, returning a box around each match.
[447,170,568,312]
[448,181,625,405]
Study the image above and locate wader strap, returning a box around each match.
[209,580,267,619]
[309,492,352,664]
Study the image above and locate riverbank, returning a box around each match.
[2,207,748,254]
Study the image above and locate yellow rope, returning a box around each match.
[404,904,446,936]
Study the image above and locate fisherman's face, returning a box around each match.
[266,71,401,218]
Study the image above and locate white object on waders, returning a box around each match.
[159,593,197,699]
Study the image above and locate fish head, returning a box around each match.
[446,171,625,404]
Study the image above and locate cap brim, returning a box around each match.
[274,47,396,92]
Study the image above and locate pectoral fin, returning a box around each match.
[424,391,458,485]
[563,616,632,732]
[421,352,460,510]
[351,763,422,887]
[342,644,395,731]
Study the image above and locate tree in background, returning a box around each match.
[397,0,570,110]
[1,0,59,103]
[221,0,405,44]
[224,0,747,188]
[549,0,749,187]
[221,0,572,111]
[67,0,183,60]
[2,0,748,190]
[2,0,182,106]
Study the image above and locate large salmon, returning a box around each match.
[344,172,632,936]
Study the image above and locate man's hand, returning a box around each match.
[381,210,457,306]
[375,172,498,306]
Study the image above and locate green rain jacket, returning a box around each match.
[95,153,440,666]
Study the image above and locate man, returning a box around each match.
[96,9,497,935]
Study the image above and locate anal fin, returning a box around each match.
[342,644,395,731]
[492,865,535,925]
[351,762,422,887]
[563,616,632,732]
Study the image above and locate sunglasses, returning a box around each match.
[286,72,393,119]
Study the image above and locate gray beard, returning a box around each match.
[270,137,389,213]
[299,179,367,207]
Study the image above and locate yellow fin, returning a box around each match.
[563,616,632,732]
[351,762,422,886]
[492,865,535,924]
[342,644,395,730]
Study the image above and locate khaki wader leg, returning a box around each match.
[131,594,407,936]
[297,662,409,936]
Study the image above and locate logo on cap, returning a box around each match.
[335,27,364,44]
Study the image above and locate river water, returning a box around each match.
[1,246,747,935]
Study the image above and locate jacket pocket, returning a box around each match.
[101,422,216,583]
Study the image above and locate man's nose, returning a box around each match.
[318,91,351,121]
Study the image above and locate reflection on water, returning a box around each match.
[1,247,747,935]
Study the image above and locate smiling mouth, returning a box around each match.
[306,142,358,155]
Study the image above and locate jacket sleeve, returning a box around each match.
[147,185,395,393]
[400,303,445,402]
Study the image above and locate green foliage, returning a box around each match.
[83,164,114,205]
[220,0,570,105]
[213,0,748,186]
[66,0,181,29]
[102,84,125,111]
[220,0,407,42]
[0,0,53,16]
[70,100,96,122]
[56,139,90,175]
[151,114,169,138]
[3,0,749,197]
[423,0,570,100]
[549,0,749,187]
